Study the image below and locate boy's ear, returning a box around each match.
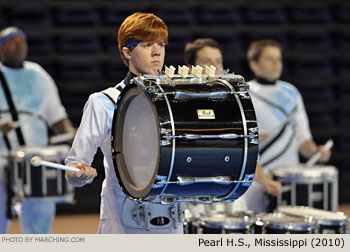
[122,47,132,60]
[249,60,258,73]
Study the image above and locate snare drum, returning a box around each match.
[200,212,255,234]
[111,74,259,203]
[8,145,74,202]
[254,212,316,234]
[278,206,348,234]
[266,165,338,212]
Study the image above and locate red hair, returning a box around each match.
[118,12,168,64]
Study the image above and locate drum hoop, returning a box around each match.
[270,220,315,230]
[272,166,338,177]
[155,82,176,196]
[24,194,74,201]
[261,215,316,231]
[201,221,223,229]
[112,86,160,200]
[201,221,250,230]
[202,214,253,229]
[223,222,251,230]
[274,176,337,184]
[220,88,249,199]
[10,145,70,161]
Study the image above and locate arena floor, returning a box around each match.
[9,213,100,234]
[8,204,350,234]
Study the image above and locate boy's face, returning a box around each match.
[195,46,223,74]
[0,35,28,67]
[251,46,283,82]
[125,41,165,75]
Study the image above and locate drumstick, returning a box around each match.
[30,156,80,173]
[49,132,75,144]
[305,139,334,167]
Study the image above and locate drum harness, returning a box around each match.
[0,69,26,219]
[0,69,26,150]
[101,72,185,230]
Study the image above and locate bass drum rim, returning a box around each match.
[112,86,160,200]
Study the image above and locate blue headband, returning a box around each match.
[125,39,143,48]
[0,31,26,46]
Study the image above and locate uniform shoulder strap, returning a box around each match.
[101,87,122,105]
[0,69,26,148]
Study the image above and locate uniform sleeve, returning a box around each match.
[65,93,109,166]
[39,67,68,126]
[294,91,313,148]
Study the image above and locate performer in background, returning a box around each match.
[184,38,223,75]
[242,39,331,212]
[184,38,281,215]
[0,27,75,233]
[65,12,185,234]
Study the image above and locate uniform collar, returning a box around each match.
[255,77,277,85]
[123,71,137,85]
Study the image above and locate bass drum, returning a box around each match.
[111,75,259,203]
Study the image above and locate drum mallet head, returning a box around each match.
[30,156,42,167]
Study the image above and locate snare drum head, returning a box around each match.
[273,165,338,176]
[260,213,307,224]
[278,206,348,224]
[272,165,338,182]
[10,145,70,162]
[112,86,160,199]
[257,212,315,231]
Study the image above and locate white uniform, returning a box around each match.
[0,61,68,233]
[65,79,184,234]
[241,79,312,212]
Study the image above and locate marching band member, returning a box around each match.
[0,27,74,233]
[65,12,184,234]
[242,39,331,212]
[183,38,281,215]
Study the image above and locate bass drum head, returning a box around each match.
[113,87,160,199]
